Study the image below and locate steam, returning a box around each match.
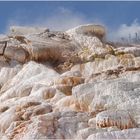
[7,6,140,43]
[6,7,105,32]
[109,19,140,42]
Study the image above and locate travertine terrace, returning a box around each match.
[0,24,140,139]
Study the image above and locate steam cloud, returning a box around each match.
[109,19,140,42]
[6,7,104,32]
[6,7,140,43]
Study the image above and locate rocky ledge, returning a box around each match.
[0,24,140,140]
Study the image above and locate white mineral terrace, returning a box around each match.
[0,24,140,139]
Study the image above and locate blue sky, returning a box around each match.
[1,1,140,40]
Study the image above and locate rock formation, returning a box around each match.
[0,24,140,139]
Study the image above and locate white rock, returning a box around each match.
[72,74,140,113]
[10,26,48,35]
[96,110,135,129]
[0,24,140,139]
[0,61,59,102]
[87,128,140,140]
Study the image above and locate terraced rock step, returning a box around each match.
[0,24,140,139]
